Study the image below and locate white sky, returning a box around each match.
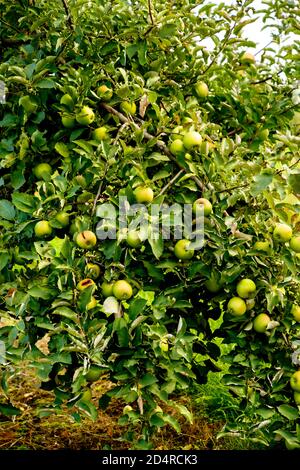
[199,0,296,58]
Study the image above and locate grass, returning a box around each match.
[0,361,262,450]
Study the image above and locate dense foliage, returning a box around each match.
[0,0,299,449]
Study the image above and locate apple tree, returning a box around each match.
[0,0,300,449]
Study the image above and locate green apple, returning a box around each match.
[86,263,101,279]
[290,236,300,253]
[273,223,293,242]
[34,220,53,238]
[61,113,75,128]
[81,388,92,402]
[101,281,114,297]
[55,211,70,227]
[60,94,74,109]
[126,230,142,248]
[195,81,209,98]
[294,391,300,405]
[192,198,212,216]
[113,280,133,300]
[170,139,185,156]
[76,106,95,125]
[253,313,270,333]
[97,84,113,101]
[174,239,194,260]
[77,278,95,291]
[85,365,104,382]
[290,371,300,392]
[93,126,109,141]
[240,51,255,64]
[76,230,97,249]
[182,131,202,150]
[120,101,136,115]
[253,241,270,253]
[236,278,256,299]
[134,186,154,204]
[33,163,52,181]
[227,297,247,316]
[86,296,97,310]
[291,304,300,322]
[258,129,269,141]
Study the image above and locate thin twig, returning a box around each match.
[92,163,108,214]
[200,0,248,77]
[158,169,185,196]
[216,182,249,194]
[0,16,22,34]
[148,0,154,25]
[254,39,274,56]
[100,103,207,191]
[250,69,283,85]
[61,0,74,31]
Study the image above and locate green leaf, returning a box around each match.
[150,413,165,427]
[128,298,147,320]
[0,403,21,416]
[0,200,15,220]
[288,171,300,193]
[0,114,18,127]
[28,286,56,299]
[76,400,98,421]
[0,252,10,271]
[256,407,275,419]
[35,79,56,88]
[159,24,177,39]
[250,172,273,196]
[162,414,181,433]
[148,233,164,259]
[137,41,147,65]
[11,168,25,190]
[55,142,70,158]
[113,318,130,347]
[277,404,299,420]
[52,307,79,322]
[139,373,158,387]
[12,192,38,214]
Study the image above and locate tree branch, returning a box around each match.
[158,169,185,196]
[61,0,74,31]
[100,103,207,191]
[200,0,248,77]
[148,0,154,25]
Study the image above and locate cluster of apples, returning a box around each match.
[227,276,300,332]
[173,197,213,261]
[59,83,137,144]
[273,222,300,253]
[169,81,210,159]
[75,231,134,308]
[76,253,133,315]
[290,370,300,406]
[227,278,272,333]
